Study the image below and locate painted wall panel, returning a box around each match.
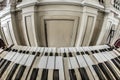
[2,25,13,45]
[45,20,74,47]
[82,16,94,46]
[25,16,36,46]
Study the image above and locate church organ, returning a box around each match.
[0,0,120,79]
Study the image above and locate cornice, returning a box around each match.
[17,1,104,10]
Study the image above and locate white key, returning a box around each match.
[83,55,94,65]
[4,52,12,59]
[55,56,64,80]
[55,56,63,69]
[8,52,16,60]
[93,54,103,62]
[47,56,55,69]
[38,56,48,68]
[76,55,87,67]
[19,54,29,65]
[69,57,79,68]
[102,52,112,60]
[110,52,117,57]
[83,54,99,80]
[68,58,71,69]
[98,53,107,61]
[11,53,20,62]
[25,55,35,66]
[15,54,24,63]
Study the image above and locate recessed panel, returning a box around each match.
[25,16,35,46]
[102,21,112,44]
[82,16,94,46]
[2,26,13,45]
[45,20,74,47]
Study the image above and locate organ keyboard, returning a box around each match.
[0,45,120,80]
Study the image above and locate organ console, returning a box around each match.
[0,45,120,80]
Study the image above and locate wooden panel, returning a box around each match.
[1,27,8,45]
[89,12,104,46]
[25,16,35,46]
[82,16,94,46]
[7,21,17,44]
[45,20,75,47]
[2,25,13,45]
[39,16,79,47]
[102,21,112,44]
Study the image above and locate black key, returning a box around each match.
[108,48,112,51]
[100,49,103,52]
[0,61,11,77]
[55,53,58,56]
[15,65,26,80]
[104,49,108,51]
[19,50,22,53]
[12,49,15,52]
[107,48,111,51]
[91,51,95,54]
[81,52,84,55]
[50,52,53,56]
[30,68,39,80]
[14,49,17,52]
[118,56,120,59]
[37,52,40,56]
[102,49,105,52]
[110,48,113,51]
[99,49,102,52]
[76,52,80,55]
[111,59,120,70]
[0,58,3,62]
[78,68,89,80]
[5,48,9,51]
[105,61,120,80]
[63,53,67,57]
[0,59,6,68]
[53,69,59,80]
[103,49,106,51]
[69,69,77,80]
[115,58,120,64]
[26,51,29,54]
[45,52,48,56]
[94,50,98,53]
[107,48,110,51]
[101,49,104,52]
[6,63,19,80]
[85,51,89,55]
[98,63,114,80]
[23,51,26,53]
[92,65,106,80]
[114,57,120,65]
[15,50,18,52]
[8,48,12,52]
[41,69,48,80]
[69,52,73,57]
[32,52,36,55]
